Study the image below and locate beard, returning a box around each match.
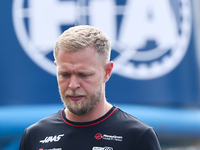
[59,83,103,116]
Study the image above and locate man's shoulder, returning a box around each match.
[26,110,62,133]
[113,108,160,149]
[114,108,152,131]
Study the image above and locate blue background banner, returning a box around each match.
[1,0,199,106]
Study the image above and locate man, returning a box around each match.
[19,25,161,150]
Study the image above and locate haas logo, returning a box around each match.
[39,134,64,144]
[12,0,192,80]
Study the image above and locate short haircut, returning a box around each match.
[54,25,111,63]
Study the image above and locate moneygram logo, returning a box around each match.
[12,0,192,80]
[95,133,103,140]
[94,133,123,141]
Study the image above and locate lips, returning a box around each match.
[68,96,85,101]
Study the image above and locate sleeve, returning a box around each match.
[136,128,161,150]
[19,129,28,150]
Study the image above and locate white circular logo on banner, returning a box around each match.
[12,0,192,80]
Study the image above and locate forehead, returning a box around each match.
[56,47,103,71]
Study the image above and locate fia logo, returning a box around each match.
[12,0,192,80]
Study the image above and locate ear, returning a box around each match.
[104,61,114,82]
[54,61,57,66]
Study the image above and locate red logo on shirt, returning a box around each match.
[95,133,103,140]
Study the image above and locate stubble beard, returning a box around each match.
[59,84,103,116]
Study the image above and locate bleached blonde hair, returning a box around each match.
[54,25,111,63]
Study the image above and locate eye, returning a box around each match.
[59,72,71,78]
[79,73,89,78]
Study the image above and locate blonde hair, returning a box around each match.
[54,25,111,63]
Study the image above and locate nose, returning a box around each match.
[68,75,80,90]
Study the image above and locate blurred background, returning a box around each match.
[1,0,200,149]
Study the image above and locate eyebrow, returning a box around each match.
[58,70,68,74]
[58,69,95,75]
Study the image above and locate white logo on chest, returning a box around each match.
[39,134,64,144]
[93,146,113,150]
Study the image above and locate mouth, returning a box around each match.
[68,95,85,101]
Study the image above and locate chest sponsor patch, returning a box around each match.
[92,146,113,150]
[39,134,64,144]
[94,133,123,141]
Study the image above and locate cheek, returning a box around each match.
[86,77,103,92]
[80,80,96,94]
[58,80,68,93]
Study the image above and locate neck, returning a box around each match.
[64,98,112,123]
